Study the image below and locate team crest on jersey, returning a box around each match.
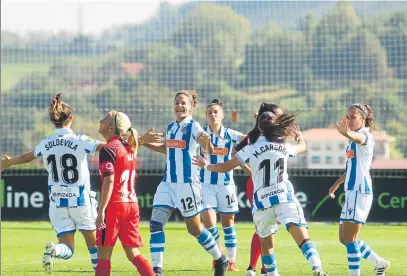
[86,136,96,143]
[346,149,355,159]
[181,126,188,134]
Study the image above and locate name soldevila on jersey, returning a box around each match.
[45,139,78,151]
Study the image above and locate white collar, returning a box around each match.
[176,115,192,126]
[53,128,73,135]
[206,125,225,137]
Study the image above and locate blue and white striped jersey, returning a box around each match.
[199,126,244,185]
[34,128,99,207]
[162,115,203,184]
[344,127,374,194]
[235,137,297,212]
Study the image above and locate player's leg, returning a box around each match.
[252,208,279,276]
[278,201,326,276]
[218,185,239,271]
[95,246,114,276]
[177,182,228,276]
[74,204,98,270]
[121,202,154,276]
[220,214,238,271]
[44,205,76,273]
[201,183,221,247]
[150,181,176,275]
[95,203,120,276]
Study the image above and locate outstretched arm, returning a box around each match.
[1,151,35,172]
[293,126,307,155]
[197,132,214,155]
[142,143,166,154]
[193,155,241,173]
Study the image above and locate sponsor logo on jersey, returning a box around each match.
[212,147,228,156]
[346,149,355,159]
[166,139,186,149]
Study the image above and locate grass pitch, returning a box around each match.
[2,222,406,275]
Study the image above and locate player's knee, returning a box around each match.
[150,207,171,230]
[150,220,164,233]
[298,238,310,249]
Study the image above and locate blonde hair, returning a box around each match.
[110,111,138,153]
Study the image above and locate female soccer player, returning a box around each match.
[234,103,283,276]
[329,104,390,276]
[193,112,327,276]
[199,99,246,271]
[95,110,161,276]
[1,94,105,273]
[143,90,229,276]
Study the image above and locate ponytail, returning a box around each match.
[128,127,139,154]
[48,93,72,125]
[364,104,375,130]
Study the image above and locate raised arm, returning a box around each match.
[1,151,35,172]
[336,116,366,144]
[139,128,166,154]
[142,143,166,154]
[293,126,307,155]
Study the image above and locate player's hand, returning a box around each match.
[192,155,208,169]
[140,128,164,144]
[96,212,106,230]
[1,155,12,172]
[328,183,340,199]
[293,125,304,143]
[336,116,349,136]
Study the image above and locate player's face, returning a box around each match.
[346,108,364,131]
[206,105,224,125]
[174,94,192,121]
[99,112,113,136]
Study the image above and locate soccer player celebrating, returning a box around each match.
[199,99,246,271]
[143,90,229,276]
[234,103,283,276]
[95,110,162,276]
[329,104,390,276]
[1,94,105,273]
[193,112,327,276]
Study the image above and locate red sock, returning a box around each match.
[132,255,154,276]
[95,259,111,276]
[249,232,262,268]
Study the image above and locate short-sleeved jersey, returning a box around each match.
[34,128,99,207]
[163,115,203,184]
[99,137,137,203]
[344,127,374,194]
[235,136,297,212]
[199,126,244,185]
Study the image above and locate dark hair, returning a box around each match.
[48,93,72,126]
[248,103,281,144]
[349,103,375,130]
[259,112,297,143]
[207,98,223,110]
[174,90,198,108]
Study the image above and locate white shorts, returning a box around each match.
[340,190,373,224]
[252,200,307,238]
[49,202,97,237]
[153,181,203,218]
[201,183,239,214]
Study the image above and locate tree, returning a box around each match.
[171,4,251,83]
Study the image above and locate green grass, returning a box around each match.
[1,64,49,91]
[1,222,407,275]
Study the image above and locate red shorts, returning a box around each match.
[246,176,254,206]
[96,202,143,247]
